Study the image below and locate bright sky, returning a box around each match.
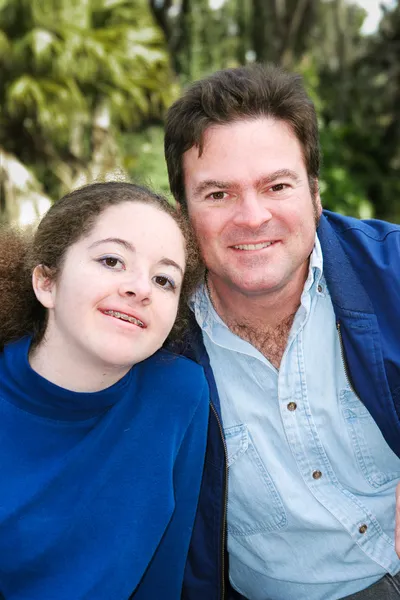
[353,0,396,33]
[208,1,397,35]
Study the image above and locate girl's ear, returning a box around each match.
[32,265,56,309]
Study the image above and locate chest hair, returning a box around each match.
[227,313,295,369]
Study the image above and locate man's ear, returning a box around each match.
[313,179,323,219]
[32,265,56,309]
[316,191,322,217]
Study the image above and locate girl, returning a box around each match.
[0,182,208,599]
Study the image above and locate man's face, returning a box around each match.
[182,117,321,298]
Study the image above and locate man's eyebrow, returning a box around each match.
[192,180,236,197]
[257,169,301,186]
[88,237,135,252]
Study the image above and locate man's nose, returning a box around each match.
[118,273,152,304]
[232,193,272,230]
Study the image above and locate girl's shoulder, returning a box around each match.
[135,349,208,417]
[142,348,206,381]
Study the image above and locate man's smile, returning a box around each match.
[231,241,278,251]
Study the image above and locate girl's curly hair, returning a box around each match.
[0,181,203,351]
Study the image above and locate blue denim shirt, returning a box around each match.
[192,237,400,600]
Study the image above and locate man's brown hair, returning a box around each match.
[165,63,320,209]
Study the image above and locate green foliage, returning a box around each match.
[293,1,400,222]
[120,126,171,198]
[319,122,373,218]
[2,0,400,225]
[297,58,373,218]
[0,0,174,208]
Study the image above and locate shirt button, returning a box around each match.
[317,284,323,293]
[359,524,368,534]
[312,470,322,480]
[287,402,297,411]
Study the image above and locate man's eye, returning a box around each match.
[208,191,227,201]
[153,275,176,290]
[270,183,288,192]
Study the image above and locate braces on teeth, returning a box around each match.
[103,310,145,328]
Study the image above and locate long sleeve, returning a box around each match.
[131,381,209,599]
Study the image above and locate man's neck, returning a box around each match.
[206,267,308,368]
[206,267,307,331]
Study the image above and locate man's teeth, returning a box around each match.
[233,241,274,250]
[104,310,144,327]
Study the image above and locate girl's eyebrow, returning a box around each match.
[158,258,184,277]
[88,238,184,276]
[88,237,134,252]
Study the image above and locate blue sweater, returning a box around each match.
[0,336,209,600]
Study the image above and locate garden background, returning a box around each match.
[1,0,399,225]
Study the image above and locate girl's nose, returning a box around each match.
[118,275,152,304]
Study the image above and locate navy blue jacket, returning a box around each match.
[176,210,400,600]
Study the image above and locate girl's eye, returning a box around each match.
[153,275,176,290]
[99,256,125,269]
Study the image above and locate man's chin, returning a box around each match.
[226,274,284,297]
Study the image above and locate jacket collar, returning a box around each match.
[318,212,374,314]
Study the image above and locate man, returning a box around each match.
[165,64,400,600]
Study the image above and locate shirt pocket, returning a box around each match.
[224,424,287,536]
[340,388,400,488]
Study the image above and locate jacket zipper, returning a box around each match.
[210,401,228,600]
[336,321,359,397]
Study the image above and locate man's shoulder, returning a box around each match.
[322,209,400,241]
[138,346,208,416]
[320,210,400,267]
[319,210,400,312]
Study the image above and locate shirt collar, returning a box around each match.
[305,233,323,293]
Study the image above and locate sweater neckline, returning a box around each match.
[2,336,134,421]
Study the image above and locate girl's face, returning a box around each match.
[35,201,186,373]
